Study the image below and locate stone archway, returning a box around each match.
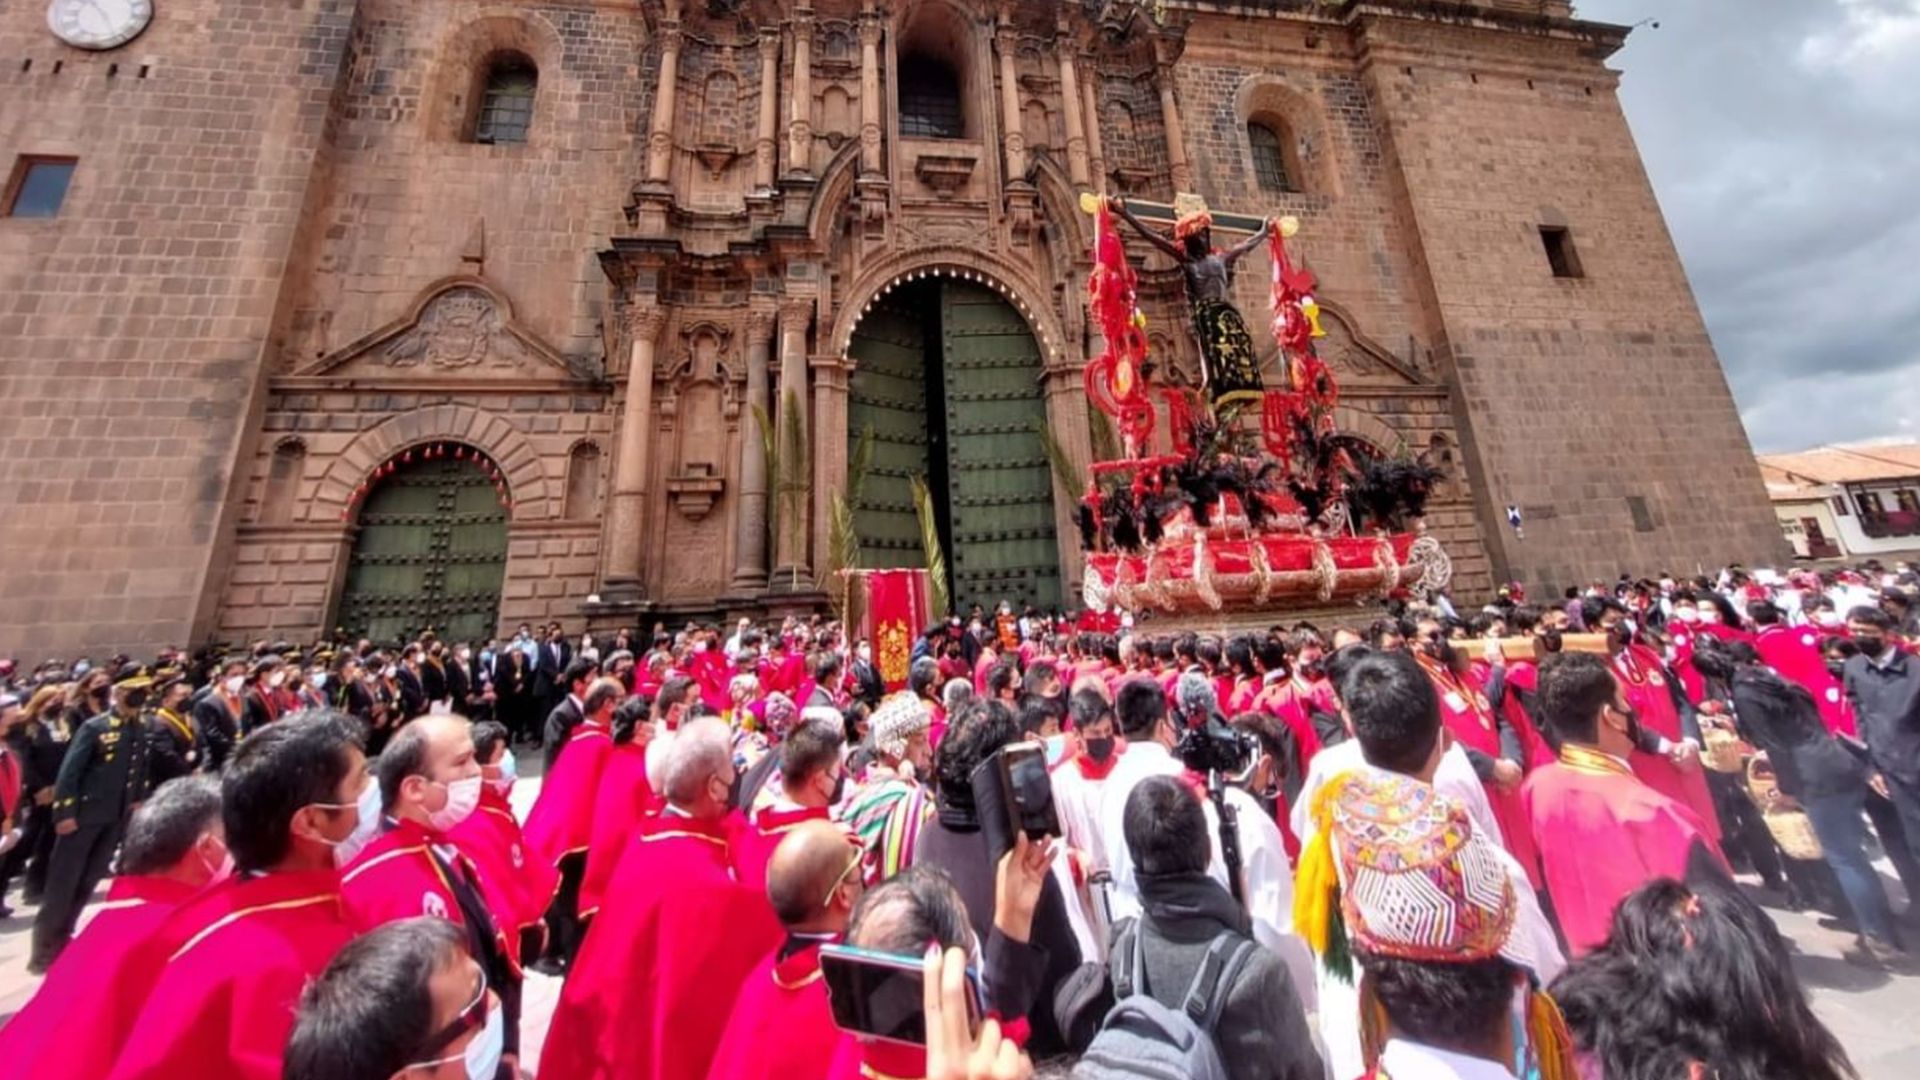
[313,404,553,523]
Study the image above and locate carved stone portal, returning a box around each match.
[384,288,531,369]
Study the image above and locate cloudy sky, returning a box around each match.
[1577,0,1920,452]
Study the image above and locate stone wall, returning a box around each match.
[0,0,355,655]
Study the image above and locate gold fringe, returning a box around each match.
[1291,771,1354,968]
[1528,990,1579,1080]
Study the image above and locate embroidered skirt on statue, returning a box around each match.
[1191,299,1265,408]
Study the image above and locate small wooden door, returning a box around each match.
[336,456,508,644]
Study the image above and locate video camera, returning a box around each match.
[1171,673,1256,904]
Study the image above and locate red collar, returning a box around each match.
[858,1040,927,1079]
[755,804,830,835]
[1073,752,1121,782]
[105,874,199,905]
[644,810,731,843]
[773,937,833,989]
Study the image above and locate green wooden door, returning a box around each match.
[940,281,1061,613]
[337,456,508,644]
[847,297,931,571]
[843,279,1062,614]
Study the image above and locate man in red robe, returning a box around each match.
[105,712,368,1080]
[539,717,782,1080]
[1523,652,1727,956]
[1411,618,1540,887]
[1587,598,1723,846]
[733,714,846,893]
[579,699,658,919]
[450,721,556,967]
[0,775,227,1079]
[706,820,862,1080]
[341,714,527,1072]
[1753,600,1853,734]
[523,676,624,970]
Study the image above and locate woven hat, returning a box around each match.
[1329,772,1522,968]
[761,692,798,739]
[870,692,930,760]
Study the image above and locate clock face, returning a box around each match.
[47,0,154,51]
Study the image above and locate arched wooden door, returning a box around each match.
[335,454,508,644]
[846,277,1062,613]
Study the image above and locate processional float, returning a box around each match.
[1075,191,1451,616]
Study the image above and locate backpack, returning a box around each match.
[1070,919,1257,1080]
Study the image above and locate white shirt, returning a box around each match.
[1097,741,1315,1007]
[1378,1039,1518,1080]
[1291,741,1563,1080]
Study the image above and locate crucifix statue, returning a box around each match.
[1107,192,1279,410]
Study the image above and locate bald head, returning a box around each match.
[766,819,860,930]
[847,864,971,955]
[375,715,478,819]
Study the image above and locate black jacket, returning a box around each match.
[146,708,200,787]
[542,696,584,773]
[192,691,240,771]
[1729,665,1864,799]
[421,659,449,704]
[1845,650,1920,787]
[394,667,427,720]
[447,659,471,709]
[53,711,152,828]
[7,721,66,799]
[850,658,885,707]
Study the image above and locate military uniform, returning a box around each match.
[147,705,200,787]
[29,671,154,971]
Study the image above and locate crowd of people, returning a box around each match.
[0,559,1915,1079]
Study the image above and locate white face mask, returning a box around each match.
[427,775,482,832]
[311,672,328,691]
[1698,608,1721,625]
[224,675,245,695]
[857,644,872,662]
[463,1001,505,1080]
[319,779,383,867]
[487,749,518,796]
[1674,608,1699,624]
[267,671,286,689]
[203,846,235,885]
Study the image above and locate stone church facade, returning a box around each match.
[0,0,1786,654]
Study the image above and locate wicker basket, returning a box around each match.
[1702,725,1748,774]
[1746,757,1824,861]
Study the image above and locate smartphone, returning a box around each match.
[998,742,1062,841]
[819,943,983,1047]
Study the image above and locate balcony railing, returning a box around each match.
[1859,511,1920,539]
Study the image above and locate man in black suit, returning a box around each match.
[446,643,472,717]
[849,639,885,708]
[532,623,573,719]
[541,657,600,773]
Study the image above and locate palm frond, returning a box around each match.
[777,388,812,588]
[910,474,950,617]
[1035,418,1084,499]
[751,402,780,554]
[1089,409,1122,463]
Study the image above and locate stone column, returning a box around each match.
[605,306,668,595]
[1057,28,1089,187]
[770,299,815,589]
[1081,62,1106,194]
[1041,365,1094,593]
[755,29,781,189]
[858,11,884,175]
[787,8,814,176]
[995,24,1027,180]
[647,20,683,184]
[811,352,851,584]
[729,310,775,592]
[1155,58,1192,192]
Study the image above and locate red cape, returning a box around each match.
[538,812,782,1080]
[342,817,520,977]
[1523,751,1719,956]
[1419,657,1541,888]
[580,742,658,918]
[1756,625,1853,735]
[450,783,558,935]
[524,721,616,869]
[704,940,841,1080]
[1497,661,1556,768]
[825,1035,925,1080]
[1613,647,1722,844]
[1251,679,1325,776]
[731,804,835,897]
[690,650,736,712]
[105,868,354,1080]
[0,875,196,1080]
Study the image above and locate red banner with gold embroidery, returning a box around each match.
[861,569,930,692]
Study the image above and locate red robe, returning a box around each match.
[539,812,782,1080]
[704,939,841,1080]
[0,875,196,1080]
[825,1035,925,1080]
[1756,625,1852,735]
[761,650,807,699]
[1496,660,1555,769]
[524,719,616,870]
[1612,646,1722,845]
[732,803,834,897]
[1523,747,1720,955]
[690,650,735,713]
[105,868,355,1080]
[1417,655,1541,888]
[1251,678,1326,775]
[341,817,519,975]
[580,742,658,918]
[450,782,557,940]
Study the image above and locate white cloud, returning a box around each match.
[1800,0,1920,71]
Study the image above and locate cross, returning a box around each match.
[1077,190,1277,235]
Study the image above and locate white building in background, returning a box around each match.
[1758,443,1920,559]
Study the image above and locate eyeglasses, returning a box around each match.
[822,846,863,907]
[399,967,490,1071]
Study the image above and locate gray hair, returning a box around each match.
[661,716,732,806]
[941,678,974,712]
[118,774,222,876]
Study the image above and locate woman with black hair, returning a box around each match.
[1554,877,1857,1080]
[913,698,1082,1056]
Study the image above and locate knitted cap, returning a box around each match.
[870,692,930,760]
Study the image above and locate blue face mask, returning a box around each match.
[1043,733,1070,768]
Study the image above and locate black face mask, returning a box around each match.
[1538,628,1565,654]
[1824,659,1847,680]
[1424,639,1455,667]
[1608,623,1633,651]
[1084,736,1115,763]
[122,689,149,711]
[1854,634,1887,658]
[1298,660,1326,680]
[828,770,848,805]
[1614,703,1644,747]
